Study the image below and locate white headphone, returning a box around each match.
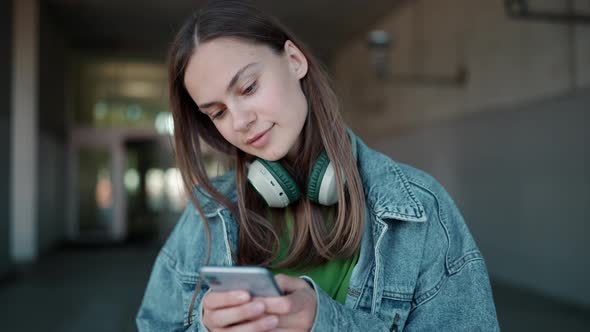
[246,129,357,208]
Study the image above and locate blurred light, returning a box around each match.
[120,80,162,99]
[94,101,108,120]
[96,168,112,209]
[205,159,227,178]
[146,169,164,196]
[155,112,174,135]
[146,168,165,210]
[367,30,392,80]
[126,104,143,122]
[124,168,140,193]
[165,168,186,211]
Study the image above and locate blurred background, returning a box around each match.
[0,0,588,331]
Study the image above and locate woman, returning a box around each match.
[137,1,499,331]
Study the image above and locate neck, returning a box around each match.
[284,136,302,163]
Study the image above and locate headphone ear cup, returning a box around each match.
[346,127,358,161]
[307,129,358,206]
[307,151,338,205]
[247,159,301,208]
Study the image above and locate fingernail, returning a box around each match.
[237,292,249,301]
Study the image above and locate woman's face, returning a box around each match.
[184,37,309,161]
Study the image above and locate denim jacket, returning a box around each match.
[136,134,500,331]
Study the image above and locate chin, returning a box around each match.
[242,139,291,161]
[258,152,283,161]
[254,148,288,162]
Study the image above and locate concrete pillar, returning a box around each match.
[11,0,39,262]
[0,0,13,274]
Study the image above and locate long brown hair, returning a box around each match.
[168,0,365,269]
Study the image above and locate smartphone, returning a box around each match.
[199,266,283,297]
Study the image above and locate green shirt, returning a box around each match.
[268,207,360,304]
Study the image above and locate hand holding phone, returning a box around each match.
[199,267,316,332]
[199,266,282,331]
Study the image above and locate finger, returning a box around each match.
[261,290,316,330]
[222,315,279,332]
[274,274,309,294]
[262,287,315,315]
[202,290,251,310]
[205,301,266,328]
[260,294,295,315]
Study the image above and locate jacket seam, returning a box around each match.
[407,177,484,272]
[382,290,414,301]
[405,177,453,272]
[372,162,426,220]
[161,248,202,284]
[391,163,425,217]
[405,177,485,308]
[412,259,485,308]
[159,248,177,267]
[378,209,423,219]
[412,270,447,308]
[178,272,200,284]
[347,254,374,309]
[159,248,202,326]
[448,250,483,274]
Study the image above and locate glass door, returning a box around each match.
[67,129,127,243]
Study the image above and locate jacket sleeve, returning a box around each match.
[401,167,500,331]
[136,249,190,332]
[304,254,498,332]
[403,259,500,331]
[302,277,392,332]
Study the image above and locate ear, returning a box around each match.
[284,40,308,80]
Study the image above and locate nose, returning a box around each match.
[232,107,256,132]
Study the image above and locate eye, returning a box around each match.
[242,80,258,95]
[211,108,226,120]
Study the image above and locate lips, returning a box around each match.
[246,125,273,145]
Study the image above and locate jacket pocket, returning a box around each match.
[179,274,209,330]
[349,284,414,331]
[380,296,413,332]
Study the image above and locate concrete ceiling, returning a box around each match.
[45,0,402,62]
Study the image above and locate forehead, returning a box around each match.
[184,37,276,101]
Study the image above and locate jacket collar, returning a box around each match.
[195,133,426,223]
[355,135,427,223]
[193,172,238,218]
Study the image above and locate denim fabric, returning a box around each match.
[136,134,500,331]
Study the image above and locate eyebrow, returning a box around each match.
[197,62,259,110]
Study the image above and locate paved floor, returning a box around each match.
[0,244,156,332]
[0,244,588,331]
